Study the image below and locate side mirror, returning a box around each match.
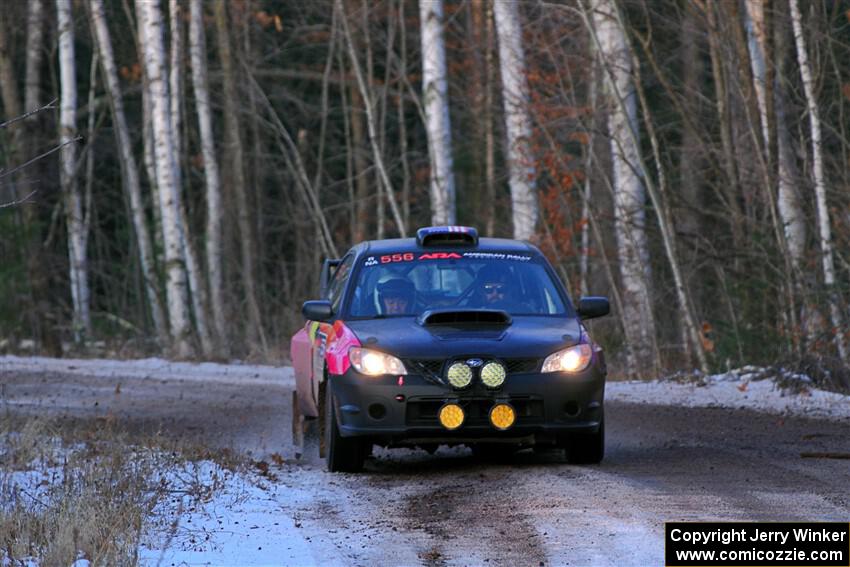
[577,296,610,320]
[302,300,334,322]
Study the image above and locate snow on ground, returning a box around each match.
[0,355,293,387]
[138,463,327,567]
[608,366,850,420]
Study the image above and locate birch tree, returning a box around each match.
[169,0,183,163]
[24,0,45,117]
[169,0,214,357]
[789,0,848,362]
[420,0,456,225]
[744,0,806,268]
[189,0,227,353]
[493,0,537,240]
[57,0,92,342]
[89,0,168,345]
[588,0,657,372]
[136,0,194,358]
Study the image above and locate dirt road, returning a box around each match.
[2,368,849,565]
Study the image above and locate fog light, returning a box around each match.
[438,403,465,430]
[489,403,516,431]
[446,362,473,389]
[480,361,506,388]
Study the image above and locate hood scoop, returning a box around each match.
[417,309,512,327]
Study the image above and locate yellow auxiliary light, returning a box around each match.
[489,403,516,431]
[480,361,506,388]
[446,362,473,389]
[438,403,465,430]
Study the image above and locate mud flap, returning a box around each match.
[318,381,327,458]
[292,390,305,459]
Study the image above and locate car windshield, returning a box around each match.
[348,251,569,318]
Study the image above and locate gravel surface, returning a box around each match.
[2,364,849,566]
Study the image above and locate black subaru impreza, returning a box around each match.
[291,226,609,472]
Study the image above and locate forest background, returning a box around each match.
[1,0,849,381]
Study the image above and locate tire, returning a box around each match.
[324,383,366,473]
[563,416,605,465]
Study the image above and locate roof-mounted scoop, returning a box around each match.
[416,226,478,247]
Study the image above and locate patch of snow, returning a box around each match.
[0,355,293,387]
[138,463,334,567]
[608,366,850,420]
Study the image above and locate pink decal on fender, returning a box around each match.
[325,320,360,375]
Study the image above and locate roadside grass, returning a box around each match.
[0,413,251,566]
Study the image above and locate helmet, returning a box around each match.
[477,265,510,285]
[377,278,415,309]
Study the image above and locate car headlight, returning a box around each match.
[349,347,407,376]
[541,344,593,373]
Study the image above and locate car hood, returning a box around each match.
[343,315,582,360]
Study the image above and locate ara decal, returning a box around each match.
[418,252,462,260]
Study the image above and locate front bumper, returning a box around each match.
[327,363,605,446]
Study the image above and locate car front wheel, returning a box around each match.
[324,383,366,472]
[563,416,605,464]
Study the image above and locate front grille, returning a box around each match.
[504,358,539,374]
[404,357,540,377]
[405,359,445,376]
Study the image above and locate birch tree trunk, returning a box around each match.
[140,67,163,252]
[189,0,227,354]
[89,0,169,346]
[419,0,456,225]
[744,0,806,269]
[169,0,183,163]
[170,0,213,357]
[214,0,267,354]
[24,0,45,115]
[587,0,658,373]
[789,0,848,362]
[136,0,194,358]
[744,0,804,354]
[57,0,92,342]
[493,0,537,240]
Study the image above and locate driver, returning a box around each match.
[377,278,415,315]
[474,265,524,310]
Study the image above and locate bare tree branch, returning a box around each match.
[0,98,57,129]
[0,189,38,209]
[0,136,82,180]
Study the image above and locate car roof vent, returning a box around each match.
[418,309,512,326]
[416,226,478,247]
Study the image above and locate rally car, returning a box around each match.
[290,226,610,472]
